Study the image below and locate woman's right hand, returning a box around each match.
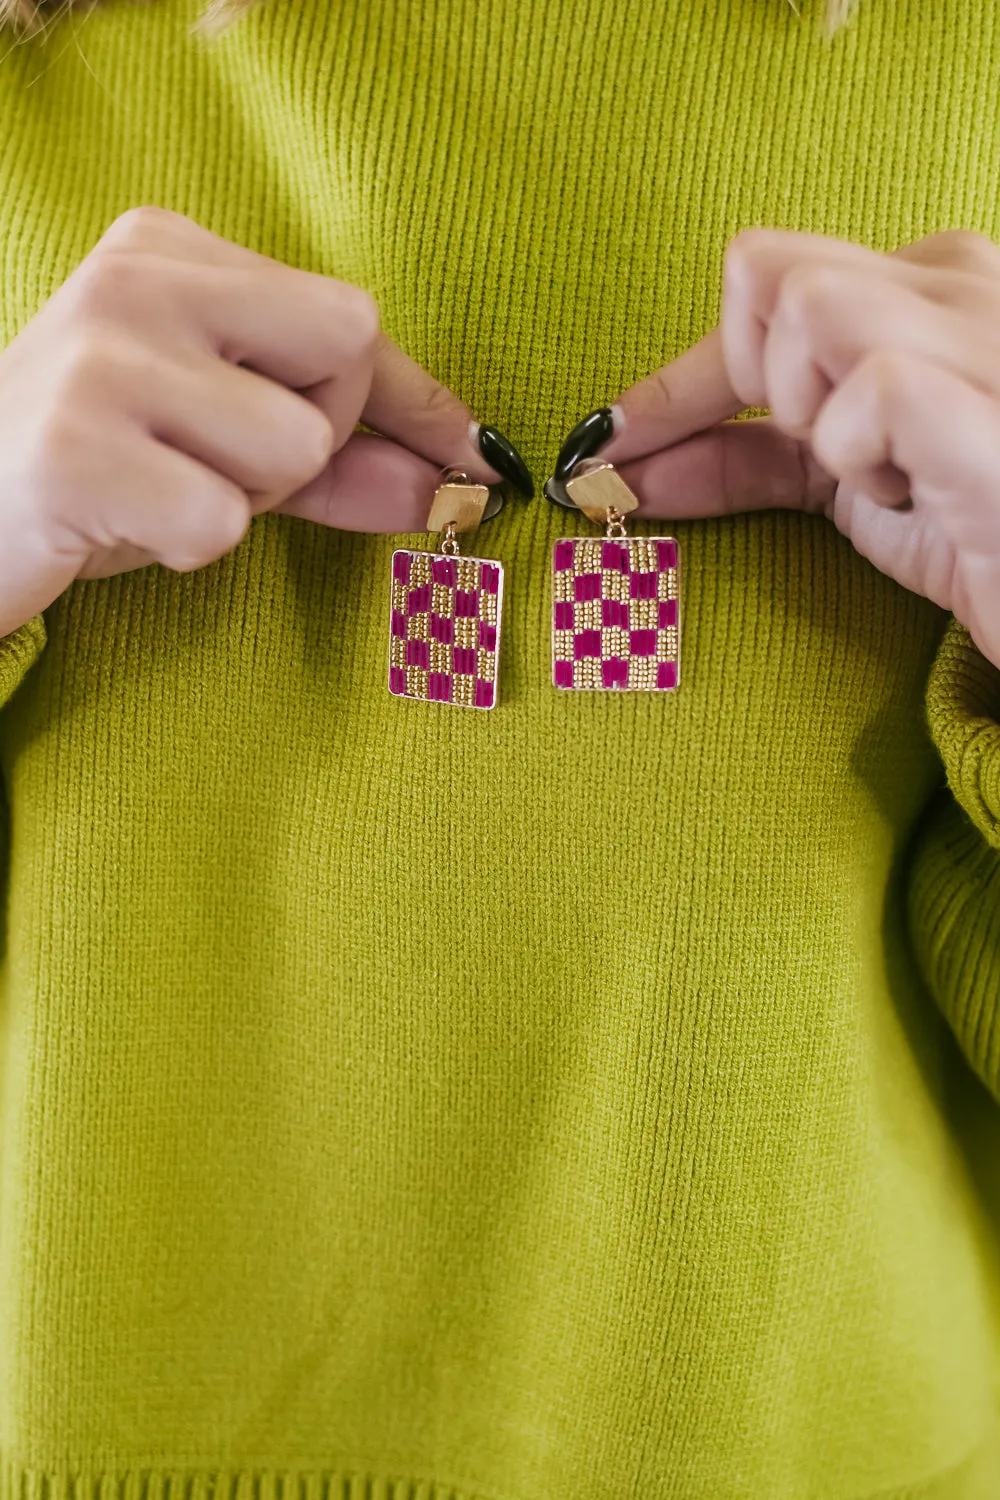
[0,206,521,638]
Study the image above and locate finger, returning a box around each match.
[168,257,385,392]
[595,235,860,466]
[599,231,1000,470]
[573,225,1000,491]
[276,431,440,532]
[60,248,383,400]
[77,543,160,581]
[598,328,745,467]
[0,431,253,631]
[832,479,1000,667]
[892,228,1000,278]
[131,352,335,506]
[597,239,906,470]
[762,264,1000,440]
[49,427,252,573]
[62,252,385,472]
[94,205,281,272]
[358,335,510,486]
[826,484,955,608]
[812,349,1000,552]
[88,211,510,489]
[719,229,914,404]
[725,228,1000,408]
[614,416,835,521]
[593,228,863,462]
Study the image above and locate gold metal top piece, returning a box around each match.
[565,460,640,525]
[426,469,491,534]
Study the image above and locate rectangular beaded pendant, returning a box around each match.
[552,459,680,692]
[388,547,504,709]
[552,535,680,691]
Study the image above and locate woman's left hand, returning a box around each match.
[584,227,1000,671]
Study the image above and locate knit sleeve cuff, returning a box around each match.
[926,620,1000,849]
[0,616,46,709]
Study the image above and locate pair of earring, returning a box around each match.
[387,420,681,711]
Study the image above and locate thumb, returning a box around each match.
[360,335,533,495]
[598,328,745,467]
[617,417,836,521]
[275,431,440,532]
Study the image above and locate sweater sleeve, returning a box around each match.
[907,619,1000,1100]
[0,616,46,709]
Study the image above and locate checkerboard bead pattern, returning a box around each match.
[552,536,680,691]
[388,549,502,709]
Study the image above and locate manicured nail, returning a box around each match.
[476,423,535,498]
[554,407,616,482]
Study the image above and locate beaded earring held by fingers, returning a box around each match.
[548,459,681,692]
[388,470,504,710]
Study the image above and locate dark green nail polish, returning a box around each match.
[554,407,615,482]
[478,425,535,499]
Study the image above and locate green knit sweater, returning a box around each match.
[1,1,1000,1495]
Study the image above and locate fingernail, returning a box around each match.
[554,407,617,482]
[476,423,535,498]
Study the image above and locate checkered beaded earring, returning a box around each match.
[548,459,680,693]
[388,469,504,711]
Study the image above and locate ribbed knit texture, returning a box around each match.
[908,622,1000,1098]
[1,2,1000,1496]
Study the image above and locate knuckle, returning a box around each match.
[99,204,181,254]
[296,405,335,475]
[33,402,88,465]
[645,363,678,422]
[416,377,459,421]
[858,347,910,403]
[262,391,335,487]
[929,227,999,270]
[24,410,82,497]
[164,551,212,575]
[65,248,152,321]
[166,493,250,572]
[20,409,100,530]
[810,418,846,478]
[48,326,137,407]
[778,264,843,327]
[725,227,780,287]
[210,491,253,554]
[331,283,381,357]
[812,351,911,477]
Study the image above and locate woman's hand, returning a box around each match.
[0,206,531,639]
[560,227,1000,671]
